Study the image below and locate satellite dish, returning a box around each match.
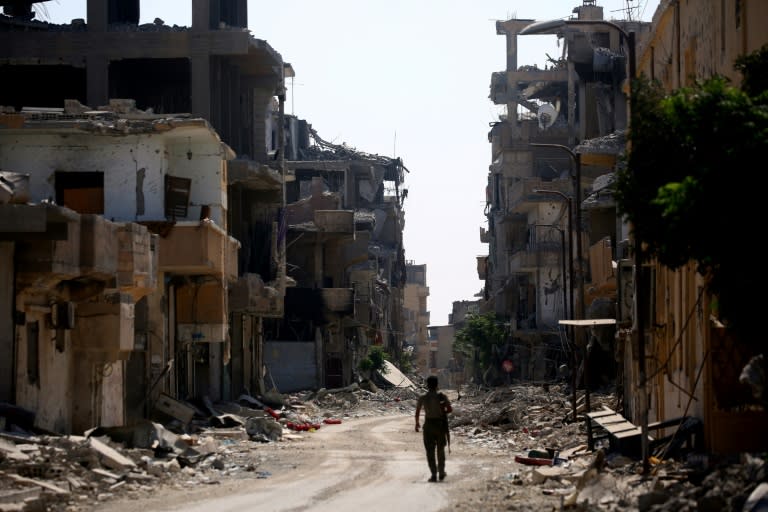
[537,103,558,130]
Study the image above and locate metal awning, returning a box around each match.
[559,319,616,326]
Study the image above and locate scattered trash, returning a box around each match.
[0,383,764,512]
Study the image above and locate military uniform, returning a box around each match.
[415,377,452,482]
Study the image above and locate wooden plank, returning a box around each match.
[586,408,616,419]
[604,423,640,435]
[592,414,627,425]
[611,426,642,437]
[559,318,616,326]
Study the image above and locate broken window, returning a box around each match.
[55,171,104,214]
[0,65,86,112]
[164,175,191,220]
[109,59,191,114]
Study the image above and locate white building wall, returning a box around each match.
[0,128,228,226]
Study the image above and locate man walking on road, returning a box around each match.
[415,375,452,482]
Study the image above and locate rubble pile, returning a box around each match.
[1,382,766,512]
[449,384,594,451]
[446,384,768,511]
[0,381,419,512]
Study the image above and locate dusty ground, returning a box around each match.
[89,407,565,512]
[2,383,765,511]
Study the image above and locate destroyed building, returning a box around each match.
[481,0,647,386]
[274,127,408,391]
[482,0,768,458]
[0,0,409,435]
[616,0,768,455]
[403,262,429,375]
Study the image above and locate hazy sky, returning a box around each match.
[41,0,659,325]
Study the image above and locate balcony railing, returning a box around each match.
[158,220,239,279]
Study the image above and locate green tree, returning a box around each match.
[358,345,390,377]
[453,313,508,382]
[615,44,768,340]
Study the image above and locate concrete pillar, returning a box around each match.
[208,342,222,400]
[315,327,323,389]
[229,64,241,153]
[230,312,243,398]
[86,55,109,109]
[235,0,247,28]
[191,0,210,31]
[72,357,96,434]
[250,88,273,162]
[0,243,14,402]
[568,60,577,145]
[144,283,167,398]
[254,316,264,395]
[87,0,107,32]
[191,55,212,122]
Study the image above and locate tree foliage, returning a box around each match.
[358,345,390,375]
[615,44,768,339]
[453,313,508,374]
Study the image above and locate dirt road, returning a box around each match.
[93,412,560,512]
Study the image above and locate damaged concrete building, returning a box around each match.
[275,128,408,391]
[0,104,244,434]
[615,0,768,456]
[403,262,429,376]
[484,0,768,458]
[0,0,409,435]
[481,0,649,386]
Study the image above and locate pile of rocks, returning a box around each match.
[1,381,766,512]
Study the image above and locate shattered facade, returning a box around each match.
[0,0,409,436]
[486,0,768,457]
[0,0,291,430]
[274,127,408,392]
[619,0,768,455]
[482,1,646,387]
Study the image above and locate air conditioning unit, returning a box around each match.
[51,302,75,330]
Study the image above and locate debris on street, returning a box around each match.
[0,381,765,512]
